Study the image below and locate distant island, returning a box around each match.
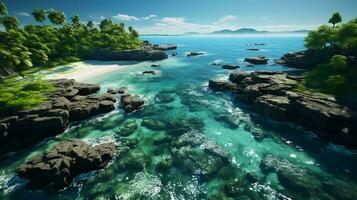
[183,28,310,35]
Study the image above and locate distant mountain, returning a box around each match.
[210,28,310,35]
[212,28,268,34]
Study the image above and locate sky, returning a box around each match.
[3,0,357,34]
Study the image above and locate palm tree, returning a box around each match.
[47,9,66,26]
[31,9,46,25]
[2,16,19,30]
[70,15,81,28]
[99,18,112,30]
[0,1,7,16]
[87,20,94,29]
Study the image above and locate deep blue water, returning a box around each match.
[1,35,357,200]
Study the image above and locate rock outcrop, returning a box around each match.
[222,64,240,70]
[244,56,269,64]
[0,79,116,155]
[18,139,115,190]
[187,52,204,57]
[85,45,168,61]
[152,44,177,51]
[209,71,357,147]
[120,94,145,113]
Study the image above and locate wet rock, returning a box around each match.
[17,139,115,190]
[222,64,240,70]
[165,117,204,135]
[174,131,205,147]
[85,46,168,61]
[141,118,166,130]
[107,87,127,94]
[150,64,160,67]
[246,48,260,51]
[210,71,357,147]
[153,135,173,146]
[187,52,204,57]
[152,44,177,51]
[214,114,239,129]
[0,79,116,155]
[120,94,144,113]
[172,53,178,56]
[201,140,231,162]
[244,56,269,64]
[209,80,239,92]
[143,70,156,75]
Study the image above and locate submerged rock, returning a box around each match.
[142,118,166,130]
[17,139,115,190]
[116,119,138,136]
[214,114,239,129]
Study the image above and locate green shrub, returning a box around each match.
[0,78,54,114]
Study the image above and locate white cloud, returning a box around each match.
[137,15,318,34]
[113,13,139,21]
[99,16,106,20]
[15,11,31,17]
[142,14,156,20]
[217,15,237,23]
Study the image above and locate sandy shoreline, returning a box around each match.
[42,62,132,82]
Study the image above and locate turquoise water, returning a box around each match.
[1,35,357,199]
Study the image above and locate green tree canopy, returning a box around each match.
[47,9,66,26]
[0,1,7,16]
[70,15,81,28]
[86,20,94,29]
[2,16,20,31]
[31,9,46,24]
[99,18,113,30]
[329,12,342,29]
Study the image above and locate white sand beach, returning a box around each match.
[41,61,138,81]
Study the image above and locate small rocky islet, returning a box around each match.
[0,40,357,200]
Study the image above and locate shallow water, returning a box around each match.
[1,35,357,200]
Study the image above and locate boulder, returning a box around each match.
[187,52,204,57]
[246,48,260,51]
[142,118,166,130]
[107,87,127,94]
[244,56,269,64]
[150,64,160,67]
[17,140,115,190]
[143,70,156,75]
[120,94,145,113]
[222,64,240,70]
[209,80,239,92]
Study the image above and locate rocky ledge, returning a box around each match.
[209,71,357,147]
[245,56,269,64]
[0,79,116,155]
[18,139,115,190]
[85,45,168,61]
[152,44,177,51]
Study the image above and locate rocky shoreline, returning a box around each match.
[0,79,116,155]
[209,71,357,147]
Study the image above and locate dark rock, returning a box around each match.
[172,53,178,56]
[152,44,177,51]
[120,94,144,113]
[209,71,357,147]
[119,149,150,171]
[224,179,245,197]
[156,154,173,171]
[117,119,138,136]
[142,70,156,75]
[246,48,260,51]
[107,87,127,94]
[150,64,160,67]
[155,92,175,103]
[85,46,168,61]
[17,140,115,190]
[187,52,204,57]
[222,64,240,70]
[244,56,269,64]
[0,79,116,155]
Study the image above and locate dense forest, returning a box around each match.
[301,13,357,95]
[0,1,141,78]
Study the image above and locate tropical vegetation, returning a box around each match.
[0,1,142,112]
[0,1,142,77]
[301,13,357,95]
